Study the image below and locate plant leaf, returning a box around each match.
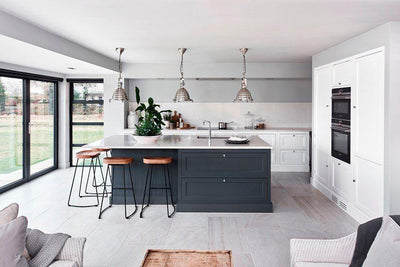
[135,87,140,104]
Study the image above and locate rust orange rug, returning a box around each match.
[141,249,233,267]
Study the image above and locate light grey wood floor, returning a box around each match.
[0,168,358,267]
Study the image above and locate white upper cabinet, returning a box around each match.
[333,60,354,87]
[353,51,384,165]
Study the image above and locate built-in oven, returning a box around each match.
[331,119,350,164]
[332,87,351,120]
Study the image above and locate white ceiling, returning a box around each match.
[0,35,114,74]
[0,0,400,63]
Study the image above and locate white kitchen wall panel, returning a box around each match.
[353,51,384,165]
[353,156,384,218]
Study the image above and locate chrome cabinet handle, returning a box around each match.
[222,179,226,183]
[222,154,226,158]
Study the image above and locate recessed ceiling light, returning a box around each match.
[67,67,76,70]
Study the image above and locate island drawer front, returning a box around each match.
[180,177,267,203]
[179,150,269,177]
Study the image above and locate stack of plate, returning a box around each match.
[224,136,249,144]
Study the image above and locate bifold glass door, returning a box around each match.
[29,80,56,175]
[0,77,24,188]
[0,75,58,192]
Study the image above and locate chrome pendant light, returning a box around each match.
[110,48,128,102]
[173,48,193,102]
[234,48,253,103]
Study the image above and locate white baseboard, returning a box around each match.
[311,175,371,223]
[272,165,310,172]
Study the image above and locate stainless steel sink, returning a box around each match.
[196,136,229,139]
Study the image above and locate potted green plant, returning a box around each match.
[133,87,170,144]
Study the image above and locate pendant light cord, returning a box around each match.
[118,51,122,82]
[242,53,247,78]
[180,50,185,87]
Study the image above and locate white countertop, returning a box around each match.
[85,135,273,150]
[123,127,311,136]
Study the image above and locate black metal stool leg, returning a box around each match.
[91,158,100,205]
[84,158,93,194]
[67,158,80,206]
[78,159,86,197]
[140,165,151,218]
[96,156,108,195]
[147,166,153,207]
[128,164,138,209]
[165,165,176,218]
[98,164,111,218]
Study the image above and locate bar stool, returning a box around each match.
[98,157,138,219]
[67,150,104,208]
[140,157,176,218]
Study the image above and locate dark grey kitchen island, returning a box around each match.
[86,135,273,212]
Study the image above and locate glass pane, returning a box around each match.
[72,103,103,122]
[30,80,55,175]
[0,77,23,188]
[73,83,104,101]
[73,125,104,145]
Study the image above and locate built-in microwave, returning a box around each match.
[331,119,350,164]
[332,87,351,120]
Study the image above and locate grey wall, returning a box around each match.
[128,78,312,103]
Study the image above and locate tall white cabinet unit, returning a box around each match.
[312,47,385,222]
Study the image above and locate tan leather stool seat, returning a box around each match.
[76,150,100,159]
[92,148,111,152]
[103,157,134,165]
[143,157,172,165]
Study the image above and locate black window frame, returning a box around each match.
[0,68,61,193]
[68,79,104,166]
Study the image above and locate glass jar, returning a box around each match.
[244,111,255,129]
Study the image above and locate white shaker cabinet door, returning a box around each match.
[314,66,332,185]
[333,60,354,87]
[315,149,331,187]
[353,156,383,218]
[354,51,384,165]
[332,158,353,201]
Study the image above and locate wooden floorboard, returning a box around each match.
[0,168,358,267]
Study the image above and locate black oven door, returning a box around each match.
[331,127,350,164]
[332,98,351,120]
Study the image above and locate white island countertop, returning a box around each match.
[85,135,272,150]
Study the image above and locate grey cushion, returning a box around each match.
[349,215,400,267]
[0,216,29,267]
[0,203,19,226]
[362,216,400,267]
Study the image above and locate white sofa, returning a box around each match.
[290,233,356,267]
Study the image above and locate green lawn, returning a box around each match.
[0,115,103,174]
